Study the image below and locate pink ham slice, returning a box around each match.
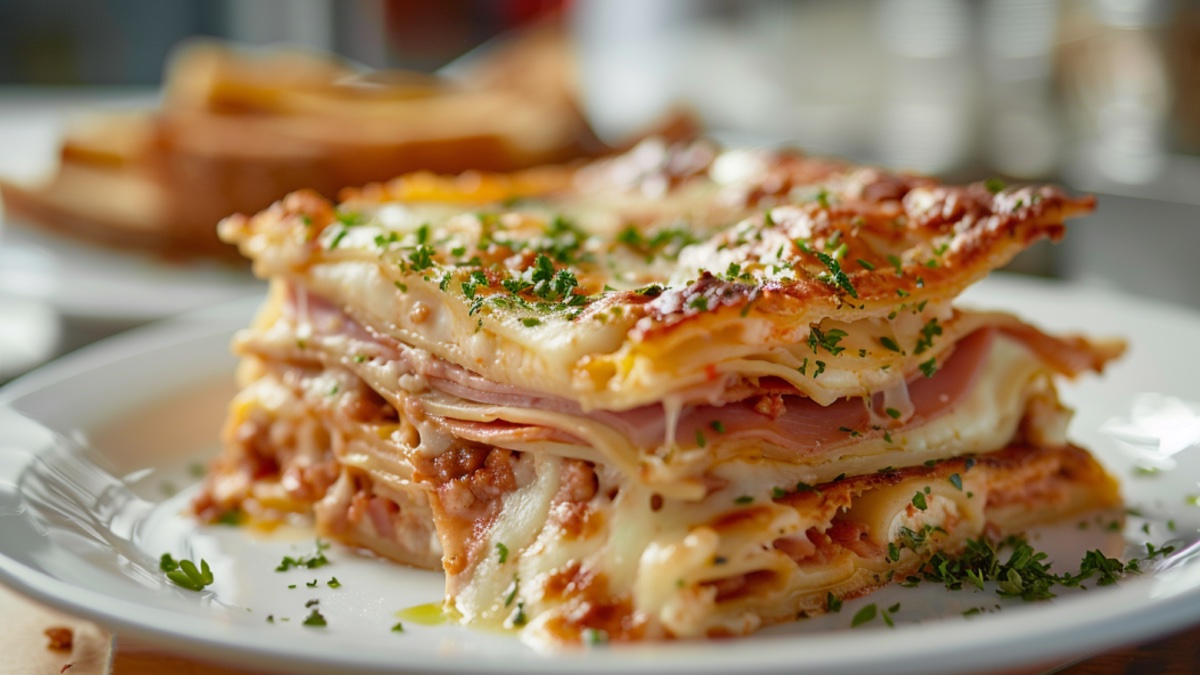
[283,285,1096,460]
[427,329,992,459]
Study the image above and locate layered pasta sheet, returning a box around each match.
[197,140,1122,644]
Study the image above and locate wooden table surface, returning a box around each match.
[5,583,1198,675]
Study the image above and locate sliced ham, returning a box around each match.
[281,286,1109,461]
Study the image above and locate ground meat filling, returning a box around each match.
[419,446,527,575]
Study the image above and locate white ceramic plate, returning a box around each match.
[0,91,263,322]
[1,275,1200,675]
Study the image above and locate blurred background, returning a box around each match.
[1,0,1198,380]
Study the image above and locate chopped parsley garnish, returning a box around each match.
[407,244,436,271]
[723,262,753,282]
[851,603,877,627]
[948,473,963,491]
[984,178,1007,194]
[735,495,754,505]
[160,554,214,592]
[826,592,843,612]
[214,510,242,526]
[689,296,709,312]
[616,225,643,248]
[529,253,581,304]
[814,188,831,209]
[857,258,875,271]
[335,211,363,227]
[374,232,400,248]
[900,533,1171,601]
[328,227,350,249]
[882,603,900,627]
[885,407,902,419]
[919,357,938,378]
[809,326,848,355]
[879,336,902,353]
[391,621,405,633]
[328,577,342,588]
[1144,542,1176,560]
[501,277,532,295]
[302,609,327,627]
[914,318,943,355]
[496,542,509,564]
[808,247,858,298]
[306,579,319,588]
[511,601,528,627]
[695,429,707,448]
[710,420,726,433]
[911,492,928,511]
[795,482,821,495]
[275,540,331,572]
[615,224,698,260]
[583,628,609,645]
[521,317,541,327]
[461,270,488,299]
[887,254,903,275]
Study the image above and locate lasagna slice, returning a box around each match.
[197,139,1122,645]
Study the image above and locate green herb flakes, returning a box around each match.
[912,492,928,511]
[851,603,877,627]
[919,358,937,378]
[302,609,327,627]
[161,555,213,592]
[827,592,843,613]
[276,540,331,572]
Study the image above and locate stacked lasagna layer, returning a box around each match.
[196,140,1122,645]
